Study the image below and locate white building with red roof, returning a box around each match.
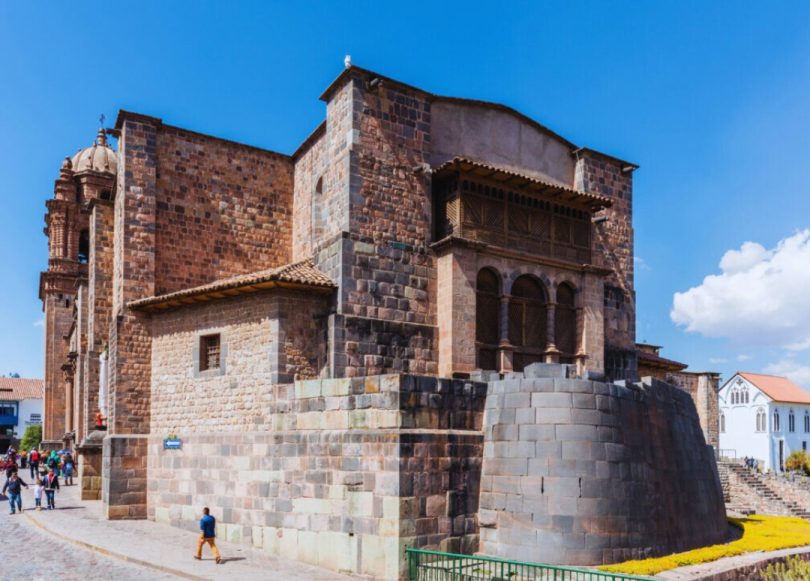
[0,377,44,453]
[719,372,810,472]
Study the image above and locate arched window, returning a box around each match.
[508,275,547,372]
[804,411,809,433]
[774,410,781,432]
[731,388,738,405]
[720,412,726,433]
[756,408,766,432]
[475,268,501,371]
[78,229,89,264]
[312,176,325,244]
[555,283,577,364]
[742,386,749,404]
[789,410,796,433]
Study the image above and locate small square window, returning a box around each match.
[200,334,221,371]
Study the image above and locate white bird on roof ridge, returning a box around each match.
[344,54,352,69]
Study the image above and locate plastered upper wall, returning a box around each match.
[430,100,576,186]
[153,125,294,295]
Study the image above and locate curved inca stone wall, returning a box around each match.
[479,372,728,565]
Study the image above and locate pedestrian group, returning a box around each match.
[1,445,71,514]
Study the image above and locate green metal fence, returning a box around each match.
[405,549,654,581]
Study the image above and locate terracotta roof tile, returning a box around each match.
[0,378,44,401]
[432,156,613,209]
[739,372,810,405]
[129,259,336,311]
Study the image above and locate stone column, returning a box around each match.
[574,307,588,376]
[77,430,104,500]
[61,363,75,435]
[544,302,560,363]
[497,296,513,373]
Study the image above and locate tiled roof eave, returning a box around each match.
[128,259,336,312]
[432,157,613,209]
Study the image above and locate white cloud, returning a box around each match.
[708,357,728,364]
[786,338,810,352]
[718,241,771,274]
[765,359,810,388]
[737,354,752,362]
[33,318,44,328]
[671,230,810,349]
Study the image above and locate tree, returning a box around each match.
[20,424,42,451]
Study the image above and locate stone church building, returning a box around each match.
[40,66,725,578]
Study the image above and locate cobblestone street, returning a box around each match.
[0,501,175,580]
[0,486,352,580]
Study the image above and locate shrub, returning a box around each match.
[762,555,810,580]
[599,515,810,576]
[785,450,810,474]
[20,424,42,451]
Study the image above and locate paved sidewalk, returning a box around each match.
[22,484,353,580]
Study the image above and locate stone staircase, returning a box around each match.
[718,461,810,519]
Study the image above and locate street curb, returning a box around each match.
[23,511,209,581]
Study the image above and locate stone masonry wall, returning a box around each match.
[147,374,486,579]
[105,115,159,520]
[479,368,727,565]
[154,125,294,296]
[83,200,114,440]
[292,129,326,261]
[110,116,156,435]
[667,371,721,449]
[148,290,329,434]
[576,153,635,380]
[42,292,72,442]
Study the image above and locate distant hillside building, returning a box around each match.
[0,377,44,453]
[719,372,810,472]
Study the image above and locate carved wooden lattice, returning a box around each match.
[463,196,483,227]
[476,269,501,370]
[476,269,500,347]
[508,275,547,371]
[555,283,577,357]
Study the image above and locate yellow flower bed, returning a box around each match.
[598,515,810,576]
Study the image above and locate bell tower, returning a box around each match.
[40,127,117,448]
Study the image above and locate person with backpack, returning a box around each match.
[28,449,39,480]
[46,451,59,474]
[42,468,60,510]
[62,452,74,486]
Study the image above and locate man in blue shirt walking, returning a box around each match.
[194,507,222,564]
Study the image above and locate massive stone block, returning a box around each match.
[480,371,728,565]
[147,374,486,579]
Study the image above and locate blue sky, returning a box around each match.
[1,2,809,385]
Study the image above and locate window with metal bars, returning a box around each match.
[200,334,221,371]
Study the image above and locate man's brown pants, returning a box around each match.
[196,535,221,560]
